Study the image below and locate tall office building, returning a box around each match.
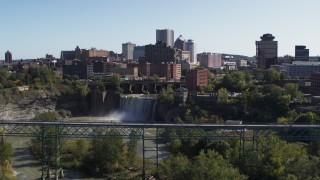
[156,29,174,47]
[295,45,309,61]
[122,42,136,60]
[186,39,197,64]
[256,33,278,69]
[5,51,12,64]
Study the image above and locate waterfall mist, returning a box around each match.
[119,95,157,122]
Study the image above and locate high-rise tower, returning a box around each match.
[5,51,12,64]
[156,29,174,47]
[122,42,136,60]
[256,33,278,69]
[186,39,197,64]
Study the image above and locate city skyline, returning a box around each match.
[1,0,319,59]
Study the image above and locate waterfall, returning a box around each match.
[120,95,157,122]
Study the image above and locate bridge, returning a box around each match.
[1,121,320,179]
[88,81,185,94]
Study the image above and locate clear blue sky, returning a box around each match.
[1,0,319,59]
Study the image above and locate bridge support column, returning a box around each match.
[40,124,62,180]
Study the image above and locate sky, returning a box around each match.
[0,0,319,59]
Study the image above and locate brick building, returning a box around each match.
[186,68,208,91]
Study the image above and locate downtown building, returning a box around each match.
[145,41,179,64]
[150,63,181,81]
[311,72,320,96]
[156,29,174,47]
[61,46,108,62]
[5,50,12,64]
[122,42,136,60]
[285,61,320,78]
[256,33,278,69]
[174,35,197,64]
[198,52,222,69]
[186,68,208,91]
[295,45,309,61]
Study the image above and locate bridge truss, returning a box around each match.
[0,121,320,179]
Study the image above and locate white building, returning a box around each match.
[122,42,136,60]
[286,61,320,78]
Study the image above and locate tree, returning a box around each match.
[0,138,12,165]
[159,153,190,180]
[256,133,319,179]
[127,131,139,165]
[217,88,228,104]
[159,150,246,180]
[295,112,320,124]
[84,130,125,175]
[191,150,247,180]
[283,83,302,100]
[107,73,123,93]
[158,85,174,105]
[0,137,14,180]
[262,68,280,84]
[221,71,247,92]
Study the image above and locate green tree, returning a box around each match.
[107,73,123,93]
[127,131,139,165]
[221,71,247,91]
[158,85,174,105]
[262,68,280,84]
[217,88,228,104]
[159,153,190,180]
[283,83,302,101]
[295,112,320,124]
[191,150,247,180]
[84,130,125,175]
[0,138,13,166]
[256,133,314,179]
[0,137,14,180]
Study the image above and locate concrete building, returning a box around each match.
[186,68,208,91]
[145,41,179,64]
[186,39,197,64]
[133,46,145,60]
[122,42,136,60]
[286,61,320,78]
[5,51,12,64]
[295,45,309,61]
[156,29,174,47]
[311,72,320,96]
[198,52,222,69]
[256,33,278,69]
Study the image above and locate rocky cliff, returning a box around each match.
[0,89,90,120]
